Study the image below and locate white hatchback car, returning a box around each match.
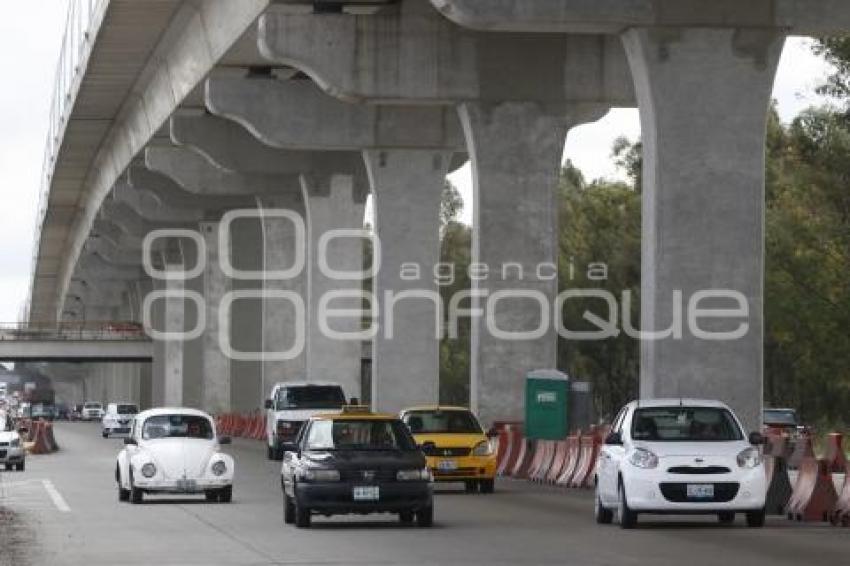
[0,412,25,471]
[116,408,234,504]
[102,403,138,438]
[595,399,766,528]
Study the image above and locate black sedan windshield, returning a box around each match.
[631,407,743,442]
[305,419,417,451]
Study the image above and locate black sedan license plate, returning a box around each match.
[353,486,379,501]
[686,484,714,499]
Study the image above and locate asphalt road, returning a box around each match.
[0,422,847,566]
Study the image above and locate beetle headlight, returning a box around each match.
[397,468,432,481]
[628,447,659,469]
[212,461,227,476]
[141,463,157,478]
[472,440,494,457]
[303,469,340,482]
[737,447,762,469]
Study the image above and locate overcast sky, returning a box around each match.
[0,0,836,325]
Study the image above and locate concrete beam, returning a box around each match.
[205,78,468,150]
[257,1,634,105]
[430,0,850,36]
[112,179,204,223]
[127,165,258,212]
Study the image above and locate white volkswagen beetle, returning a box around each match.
[115,408,234,504]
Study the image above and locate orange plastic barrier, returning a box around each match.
[545,440,569,484]
[570,434,600,488]
[44,422,59,452]
[786,457,838,522]
[555,434,581,486]
[823,433,848,474]
[764,434,793,515]
[788,433,815,469]
[531,441,557,482]
[28,421,53,455]
[831,469,850,526]
[524,440,547,481]
[497,426,521,476]
[510,439,533,478]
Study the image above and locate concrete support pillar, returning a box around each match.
[199,221,231,414]
[257,194,307,401]
[622,28,783,432]
[300,173,367,400]
[163,269,185,407]
[458,102,570,427]
[364,150,450,413]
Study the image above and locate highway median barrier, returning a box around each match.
[764,433,793,515]
[555,433,581,487]
[786,454,838,522]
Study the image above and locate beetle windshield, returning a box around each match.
[142,415,214,440]
[402,410,482,434]
[306,419,416,451]
[631,407,743,442]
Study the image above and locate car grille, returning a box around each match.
[339,469,398,482]
[433,467,479,478]
[667,466,731,475]
[659,482,740,503]
[422,445,471,457]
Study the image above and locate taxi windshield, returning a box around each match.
[305,419,416,451]
[403,410,483,434]
[142,415,213,440]
[631,407,744,442]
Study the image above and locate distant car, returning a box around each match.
[281,407,434,528]
[54,403,70,420]
[70,404,83,421]
[595,399,767,529]
[0,413,25,471]
[102,403,139,438]
[81,402,104,421]
[115,408,234,504]
[763,408,807,438]
[400,406,497,493]
[264,382,348,461]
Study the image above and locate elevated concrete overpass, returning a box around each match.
[0,323,151,363]
[26,0,850,428]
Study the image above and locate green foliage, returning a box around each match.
[813,37,850,101]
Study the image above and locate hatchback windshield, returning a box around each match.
[631,407,743,442]
[116,404,138,415]
[305,419,416,451]
[403,410,483,434]
[275,386,345,410]
[142,415,214,440]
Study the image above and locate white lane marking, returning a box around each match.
[42,480,71,513]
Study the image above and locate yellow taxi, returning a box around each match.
[399,406,497,493]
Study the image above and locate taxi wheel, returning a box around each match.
[219,486,233,503]
[295,499,312,528]
[416,505,434,527]
[399,510,414,524]
[480,479,495,494]
[464,481,478,493]
[284,493,295,524]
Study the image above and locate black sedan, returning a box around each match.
[281,408,434,528]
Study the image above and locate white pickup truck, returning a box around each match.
[264,382,348,460]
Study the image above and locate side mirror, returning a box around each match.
[264,399,273,410]
[124,437,138,446]
[420,441,437,453]
[605,432,623,446]
[748,431,765,446]
[218,436,232,445]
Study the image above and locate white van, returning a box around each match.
[264,382,348,460]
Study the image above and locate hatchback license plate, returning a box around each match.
[686,484,714,499]
[437,459,458,471]
[353,486,379,501]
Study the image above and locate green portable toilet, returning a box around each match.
[525,369,570,440]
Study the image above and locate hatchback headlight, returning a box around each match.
[737,447,762,469]
[303,468,341,482]
[472,440,494,457]
[397,468,432,481]
[628,448,659,469]
[212,461,227,476]
[141,463,157,478]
